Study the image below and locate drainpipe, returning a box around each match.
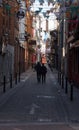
[58,18,62,85]
[62,0,68,89]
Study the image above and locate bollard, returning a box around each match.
[3,76,6,93]
[59,72,60,84]
[65,77,68,94]
[61,73,64,89]
[58,71,59,83]
[10,74,12,88]
[70,82,73,101]
[59,72,61,85]
[15,72,17,84]
[60,72,62,85]
[18,71,20,82]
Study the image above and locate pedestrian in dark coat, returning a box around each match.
[35,62,41,83]
[41,63,47,83]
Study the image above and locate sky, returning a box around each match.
[30,0,53,12]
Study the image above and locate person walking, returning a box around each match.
[35,62,41,83]
[41,63,47,84]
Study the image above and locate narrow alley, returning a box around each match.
[0,65,79,129]
[0,0,79,129]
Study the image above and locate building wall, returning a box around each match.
[0,7,3,54]
[25,0,34,67]
[0,0,20,83]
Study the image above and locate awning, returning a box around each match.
[73,40,79,44]
[74,40,79,47]
[67,35,74,43]
[70,40,79,48]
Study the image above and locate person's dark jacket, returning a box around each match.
[35,62,41,74]
[41,64,47,75]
